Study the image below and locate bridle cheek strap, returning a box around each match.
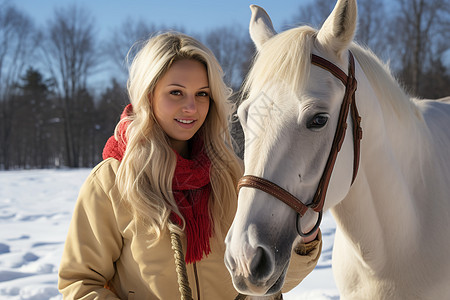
[237,51,363,237]
[309,52,362,212]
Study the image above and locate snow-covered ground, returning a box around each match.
[0,169,339,299]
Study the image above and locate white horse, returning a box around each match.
[225,0,450,299]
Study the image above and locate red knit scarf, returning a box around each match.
[102,104,212,263]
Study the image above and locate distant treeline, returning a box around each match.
[1,0,449,169]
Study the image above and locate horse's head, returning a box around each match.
[225,0,360,295]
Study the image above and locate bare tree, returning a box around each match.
[42,4,99,167]
[355,0,388,57]
[286,0,334,29]
[104,18,186,82]
[391,0,450,94]
[0,2,39,169]
[203,24,254,90]
[104,19,159,81]
[0,2,39,99]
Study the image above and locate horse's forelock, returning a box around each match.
[243,26,318,102]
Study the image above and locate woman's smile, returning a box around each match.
[175,118,197,128]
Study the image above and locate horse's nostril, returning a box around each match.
[249,247,271,279]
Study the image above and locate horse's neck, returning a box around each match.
[330,68,443,269]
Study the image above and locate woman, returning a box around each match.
[58,32,321,299]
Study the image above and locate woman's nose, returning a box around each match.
[182,94,197,113]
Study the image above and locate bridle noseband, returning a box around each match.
[237,51,363,237]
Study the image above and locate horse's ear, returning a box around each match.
[249,5,277,51]
[316,0,357,56]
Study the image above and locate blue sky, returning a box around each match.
[17,0,307,37]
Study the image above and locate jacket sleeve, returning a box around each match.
[281,230,322,293]
[58,167,123,299]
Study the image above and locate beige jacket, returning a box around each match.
[58,158,322,299]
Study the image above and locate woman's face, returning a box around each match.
[152,59,210,154]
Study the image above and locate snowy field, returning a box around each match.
[0,169,339,300]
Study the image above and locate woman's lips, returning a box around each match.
[175,118,196,129]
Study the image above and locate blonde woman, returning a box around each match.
[58,32,321,299]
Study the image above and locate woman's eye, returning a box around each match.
[197,91,209,97]
[170,90,182,96]
[307,114,329,129]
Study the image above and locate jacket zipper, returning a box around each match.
[193,262,201,300]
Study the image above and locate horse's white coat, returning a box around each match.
[225,1,450,299]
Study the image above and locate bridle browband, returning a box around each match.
[237,51,363,237]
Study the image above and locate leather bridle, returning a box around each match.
[237,51,363,237]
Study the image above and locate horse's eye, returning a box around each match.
[307,114,329,129]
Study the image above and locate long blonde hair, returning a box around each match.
[115,32,242,245]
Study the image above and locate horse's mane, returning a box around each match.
[350,44,435,179]
[349,44,422,125]
[243,26,317,100]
